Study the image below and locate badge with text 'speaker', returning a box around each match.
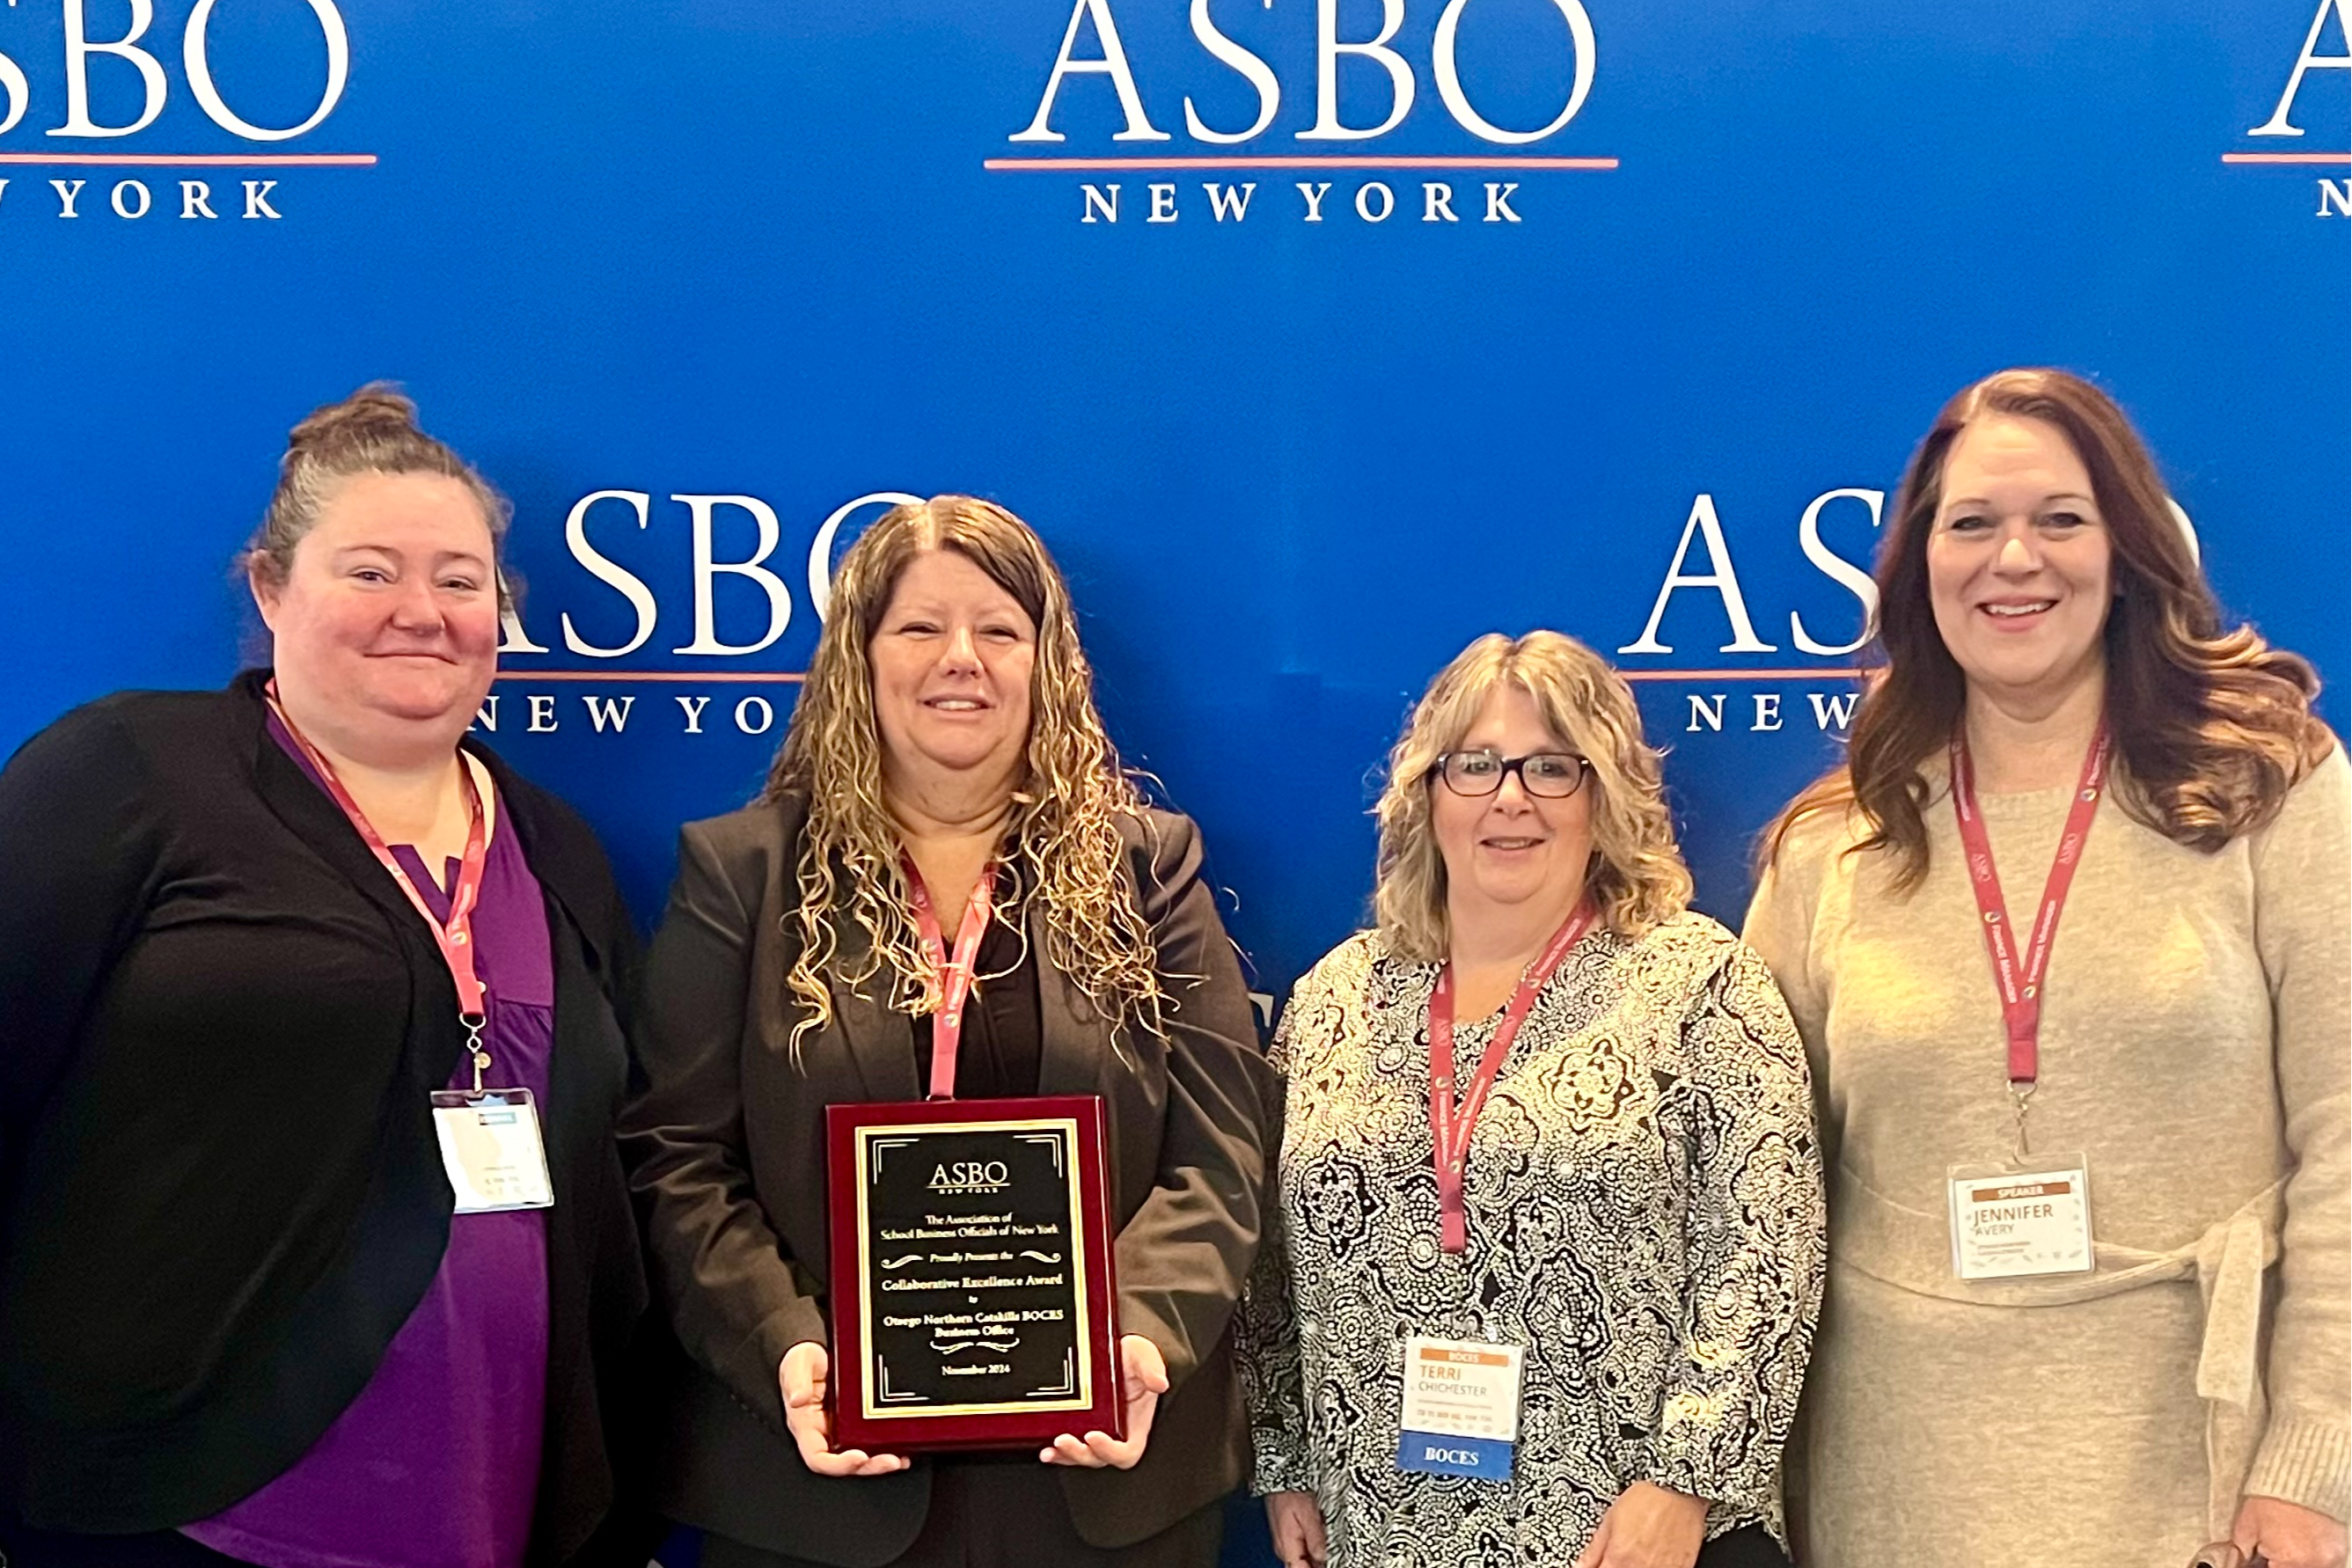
[1945,1158,2094,1280]
[825,1095,1123,1452]
[1396,1336,1525,1479]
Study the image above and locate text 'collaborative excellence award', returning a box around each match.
[824,861,1123,1452]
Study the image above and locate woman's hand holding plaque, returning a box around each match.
[780,1341,910,1477]
[1038,1334,1168,1469]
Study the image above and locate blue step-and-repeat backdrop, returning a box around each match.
[0,1,2344,1558]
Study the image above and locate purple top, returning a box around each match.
[185,732,553,1568]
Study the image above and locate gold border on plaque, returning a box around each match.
[854,1115,1095,1421]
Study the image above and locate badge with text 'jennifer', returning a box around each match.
[825,1095,1122,1452]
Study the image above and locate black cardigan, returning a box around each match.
[0,671,656,1564]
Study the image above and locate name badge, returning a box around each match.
[1946,1155,2092,1279]
[431,1088,555,1213]
[1396,1336,1524,1480]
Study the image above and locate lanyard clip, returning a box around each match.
[2008,1080,2035,1162]
[462,1012,489,1095]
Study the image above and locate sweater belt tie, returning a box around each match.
[1828,1161,2289,1538]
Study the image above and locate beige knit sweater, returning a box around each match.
[1743,745,2349,1568]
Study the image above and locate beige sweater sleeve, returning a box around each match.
[2245,747,2352,1520]
[1741,809,1843,1166]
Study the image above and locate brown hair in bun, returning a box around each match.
[243,382,511,604]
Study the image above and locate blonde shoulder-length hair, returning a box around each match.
[1373,631,1694,960]
[762,495,1163,1051]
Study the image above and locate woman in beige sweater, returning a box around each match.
[1746,368,2348,1568]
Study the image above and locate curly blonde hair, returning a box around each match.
[763,495,1165,1052]
[1374,631,1693,960]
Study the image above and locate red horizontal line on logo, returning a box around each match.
[501,668,1851,685]
[0,152,377,166]
[494,670,806,684]
[984,155,1617,172]
[2221,152,2351,165]
[1617,668,1865,683]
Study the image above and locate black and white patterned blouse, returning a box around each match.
[1238,914,1826,1566]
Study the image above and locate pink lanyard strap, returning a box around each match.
[1428,900,1601,1255]
[266,682,494,1087]
[1949,722,2112,1095]
[904,856,997,1102]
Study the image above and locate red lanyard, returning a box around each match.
[266,683,493,1087]
[904,856,996,1101]
[1428,900,1601,1255]
[1949,722,2111,1103]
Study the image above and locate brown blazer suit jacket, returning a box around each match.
[619,796,1278,1564]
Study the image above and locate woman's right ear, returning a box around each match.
[247,560,282,633]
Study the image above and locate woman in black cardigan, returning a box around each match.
[0,387,655,1568]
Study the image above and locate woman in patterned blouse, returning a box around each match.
[1238,630,1826,1568]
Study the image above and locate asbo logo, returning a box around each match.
[0,0,366,224]
[0,0,350,141]
[929,1161,1014,1194]
[990,0,1616,229]
[1009,0,1598,148]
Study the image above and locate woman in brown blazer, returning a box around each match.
[619,495,1276,1568]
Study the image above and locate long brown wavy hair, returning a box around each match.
[1375,631,1694,959]
[1762,368,2333,890]
[764,495,1165,1052]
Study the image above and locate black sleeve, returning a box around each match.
[0,704,165,1179]
[1110,810,1282,1394]
[619,818,825,1425]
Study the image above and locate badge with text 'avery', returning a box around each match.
[1945,1158,2093,1280]
[1396,1336,1524,1480]
[431,1088,555,1213]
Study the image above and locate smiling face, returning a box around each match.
[868,547,1038,802]
[1431,681,1594,936]
[1926,414,2114,716]
[252,469,501,760]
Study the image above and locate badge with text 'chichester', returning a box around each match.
[1396,1336,1525,1480]
[825,1095,1123,1452]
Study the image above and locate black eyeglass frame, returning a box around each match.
[1428,750,1593,800]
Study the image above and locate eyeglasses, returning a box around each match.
[1431,751,1591,799]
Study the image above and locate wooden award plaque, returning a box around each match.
[825,1094,1124,1452]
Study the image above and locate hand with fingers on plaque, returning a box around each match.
[1037,1335,1168,1469]
[780,1342,909,1479]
